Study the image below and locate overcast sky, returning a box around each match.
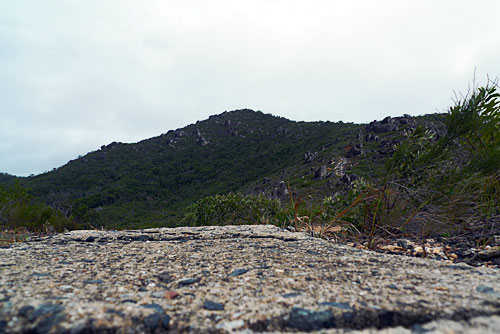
[1,0,499,176]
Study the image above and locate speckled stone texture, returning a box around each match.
[1,225,499,333]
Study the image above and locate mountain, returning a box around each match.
[2,109,445,229]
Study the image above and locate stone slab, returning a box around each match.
[0,225,499,333]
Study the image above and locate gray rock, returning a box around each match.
[2,225,500,334]
[82,280,104,284]
[476,285,495,294]
[203,300,224,311]
[143,313,161,332]
[30,273,51,278]
[346,146,362,158]
[18,305,35,317]
[366,121,399,133]
[157,271,172,283]
[178,277,200,287]
[195,129,209,146]
[315,166,328,179]
[318,302,352,310]
[35,313,65,334]
[342,174,359,184]
[303,152,317,163]
[28,304,64,322]
[381,116,393,124]
[477,248,500,260]
[228,268,249,277]
[287,307,335,331]
[397,239,412,250]
[162,314,171,330]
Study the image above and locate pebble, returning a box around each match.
[82,280,104,284]
[397,239,411,250]
[164,291,179,300]
[143,313,161,331]
[286,307,335,331]
[203,300,224,311]
[157,271,172,283]
[79,259,95,263]
[477,248,500,260]
[151,292,165,298]
[178,278,200,287]
[121,299,137,304]
[476,285,495,294]
[228,268,249,277]
[30,273,51,278]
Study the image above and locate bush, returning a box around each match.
[181,193,283,226]
[0,182,76,233]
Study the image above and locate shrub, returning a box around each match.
[181,193,283,226]
[0,182,76,233]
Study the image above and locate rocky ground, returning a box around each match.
[1,225,499,333]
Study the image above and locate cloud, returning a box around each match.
[1,0,499,175]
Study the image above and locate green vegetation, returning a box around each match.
[181,193,282,226]
[276,81,500,245]
[3,109,367,229]
[1,81,497,240]
[180,81,499,246]
[0,182,75,233]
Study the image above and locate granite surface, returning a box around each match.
[1,225,499,333]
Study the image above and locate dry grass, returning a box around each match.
[0,229,33,246]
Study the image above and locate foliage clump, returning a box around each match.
[0,182,75,233]
[181,193,283,226]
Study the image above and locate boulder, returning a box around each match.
[345,146,362,158]
[195,129,209,146]
[381,116,393,124]
[315,166,328,179]
[366,122,399,133]
[303,152,317,163]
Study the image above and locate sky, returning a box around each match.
[1,1,500,176]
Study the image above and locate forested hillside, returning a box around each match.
[1,109,444,229]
